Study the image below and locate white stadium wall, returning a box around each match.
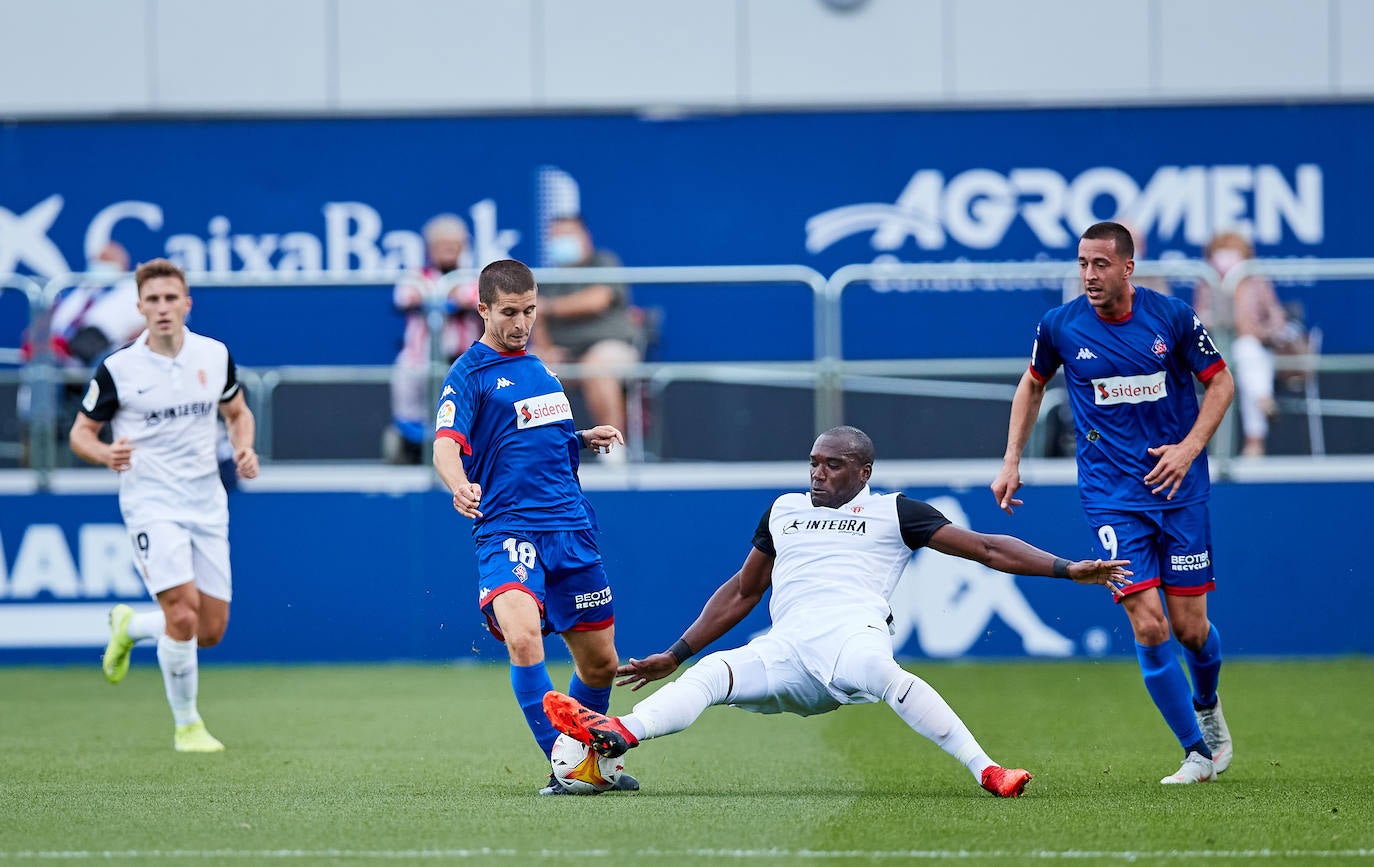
[0,0,1372,117]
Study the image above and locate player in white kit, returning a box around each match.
[545,426,1131,797]
[70,258,259,753]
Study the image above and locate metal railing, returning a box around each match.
[5,259,1374,487]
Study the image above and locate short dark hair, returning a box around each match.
[134,258,188,298]
[1081,221,1134,260]
[478,259,537,305]
[820,425,875,467]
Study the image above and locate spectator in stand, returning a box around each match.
[533,215,643,458]
[386,214,482,464]
[1194,231,1304,458]
[17,241,145,463]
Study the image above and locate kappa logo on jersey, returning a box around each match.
[1093,371,1168,405]
[435,399,456,430]
[1152,336,1168,357]
[495,377,514,389]
[1197,328,1220,356]
[515,391,573,429]
[1076,347,1098,360]
[441,384,456,398]
[851,506,864,514]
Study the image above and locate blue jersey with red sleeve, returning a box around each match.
[434,341,592,535]
[1028,286,1227,510]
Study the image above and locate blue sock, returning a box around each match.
[1183,624,1223,710]
[1135,641,1211,759]
[510,662,559,758]
[569,672,612,716]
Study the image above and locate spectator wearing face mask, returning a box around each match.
[1194,231,1304,458]
[385,214,482,464]
[17,241,146,463]
[532,215,644,456]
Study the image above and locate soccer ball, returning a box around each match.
[549,733,625,794]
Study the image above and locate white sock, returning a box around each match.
[884,672,995,780]
[128,610,165,642]
[156,634,200,727]
[623,655,734,741]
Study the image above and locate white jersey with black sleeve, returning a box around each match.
[753,486,950,648]
[79,328,240,527]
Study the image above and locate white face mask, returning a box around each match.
[546,236,583,266]
[1208,247,1245,277]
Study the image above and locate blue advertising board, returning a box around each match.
[1,480,1366,665]
[2,103,1372,364]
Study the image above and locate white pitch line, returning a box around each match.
[2,849,1372,861]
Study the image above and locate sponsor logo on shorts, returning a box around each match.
[573,588,612,610]
[515,391,573,429]
[1093,371,1168,405]
[1170,551,1211,572]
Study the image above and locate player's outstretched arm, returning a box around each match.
[927,524,1131,594]
[992,370,1047,515]
[616,547,774,690]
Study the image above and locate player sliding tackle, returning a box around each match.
[545,425,1131,797]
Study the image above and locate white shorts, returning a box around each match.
[128,521,232,602]
[717,627,900,717]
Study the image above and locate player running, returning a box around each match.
[74,258,259,752]
[544,426,1131,797]
[432,258,636,794]
[992,221,1236,785]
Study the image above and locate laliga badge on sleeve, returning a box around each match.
[436,399,456,430]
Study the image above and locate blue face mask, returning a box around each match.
[546,236,583,266]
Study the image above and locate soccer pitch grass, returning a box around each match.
[2,659,1371,866]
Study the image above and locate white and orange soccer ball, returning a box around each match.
[549,733,625,794]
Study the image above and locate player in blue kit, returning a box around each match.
[992,221,1236,785]
[432,258,637,795]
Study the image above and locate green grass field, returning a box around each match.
[2,658,1371,866]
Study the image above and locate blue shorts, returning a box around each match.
[1081,503,1215,602]
[475,529,613,640]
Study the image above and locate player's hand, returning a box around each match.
[990,464,1024,515]
[1068,558,1134,597]
[235,447,259,480]
[1144,442,1199,500]
[451,482,483,518]
[583,425,625,455]
[106,437,134,472]
[615,651,678,691]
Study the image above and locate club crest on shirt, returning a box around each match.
[1152,335,1168,356]
[197,369,207,388]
